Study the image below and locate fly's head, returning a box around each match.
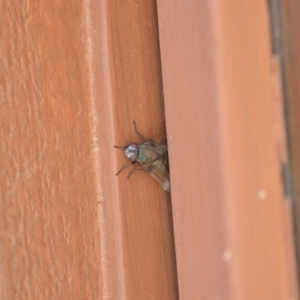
[124,144,139,162]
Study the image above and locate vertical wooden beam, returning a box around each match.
[157,0,298,298]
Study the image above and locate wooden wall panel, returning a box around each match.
[106,1,178,299]
[157,0,299,299]
[0,0,178,299]
[1,0,299,299]
[0,1,103,298]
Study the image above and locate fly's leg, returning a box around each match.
[133,121,146,141]
[127,167,146,179]
[115,162,135,176]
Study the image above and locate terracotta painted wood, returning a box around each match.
[0,2,104,299]
[157,0,299,299]
[105,1,178,299]
[0,0,178,299]
[1,0,299,299]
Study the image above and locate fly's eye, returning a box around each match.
[125,144,138,162]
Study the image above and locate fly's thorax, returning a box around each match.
[136,144,159,164]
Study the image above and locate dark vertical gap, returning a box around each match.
[268,0,290,146]
[268,0,300,286]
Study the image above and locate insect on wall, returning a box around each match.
[114,121,171,192]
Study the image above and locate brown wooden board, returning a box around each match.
[1,0,299,299]
[157,0,298,299]
[0,0,178,299]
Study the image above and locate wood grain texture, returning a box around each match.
[0,0,178,299]
[158,0,298,299]
[2,0,298,299]
[106,1,178,299]
[0,1,103,299]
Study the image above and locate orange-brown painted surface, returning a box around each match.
[1,0,299,299]
[0,0,178,299]
[158,0,298,299]
[0,1,103,299]
[106,1,178,299]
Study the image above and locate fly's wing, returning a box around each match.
[150,166,171,192]
[144,157,170,192]
[142,136,170,191]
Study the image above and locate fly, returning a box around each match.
[114,121,171,192]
